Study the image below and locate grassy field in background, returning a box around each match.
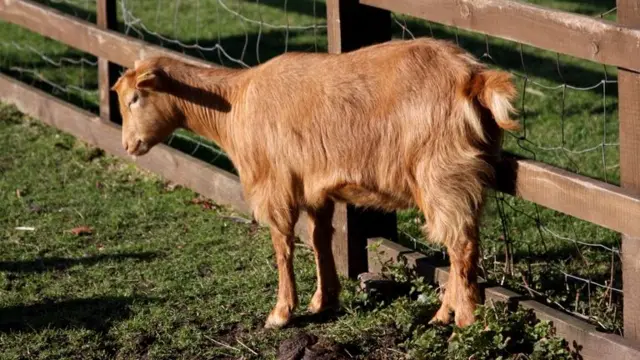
[0,0,624,348]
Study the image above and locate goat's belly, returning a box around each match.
[328,184,413,211]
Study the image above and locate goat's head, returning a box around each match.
[111,60,182,157]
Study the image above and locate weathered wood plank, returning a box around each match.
[361,0,640,72]
[497,157,640,239]
[617,0,640,342]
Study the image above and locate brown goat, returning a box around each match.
[111,38,518,329]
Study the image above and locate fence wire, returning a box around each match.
[0,0,624,335]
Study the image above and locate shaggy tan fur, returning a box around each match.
[111,38,518,329]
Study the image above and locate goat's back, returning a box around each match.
[230,38,499,210]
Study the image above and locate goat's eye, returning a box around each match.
[129,93,139,108]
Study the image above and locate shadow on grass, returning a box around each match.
[290,308,344,328]
[0,252,159,273]
[0,296,156,333]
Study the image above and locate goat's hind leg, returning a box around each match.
[425,212,481,328]
[419,180,483,328]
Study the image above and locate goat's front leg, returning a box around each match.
[265,226,298,329]
[307,201,341,314]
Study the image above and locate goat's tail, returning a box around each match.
[468,69,520,131]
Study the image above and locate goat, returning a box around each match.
[111,38,519,329]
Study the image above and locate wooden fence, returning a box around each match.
[1,0,640,358]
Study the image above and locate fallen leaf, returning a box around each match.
[190,197,218,210]
[95,181,104,189]
[201,201,215,210]
[96,243,105,251]
[68,226,93,236]
[190,197,205,205]
[15,189,21,198]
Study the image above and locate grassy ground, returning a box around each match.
[0,0,624,347]
[0,104,576,359]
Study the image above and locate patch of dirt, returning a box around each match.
[211,322,248,345]
[133,334,156,360]
[358,330,406,360]
[277,329,404,360]
[277,331,361,360]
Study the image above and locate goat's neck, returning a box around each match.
[170,67,244,152]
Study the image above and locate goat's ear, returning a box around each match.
[110,76,124,91]
[135,70,159,90]
[111,69,135,91]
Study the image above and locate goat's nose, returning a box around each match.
[132,139,141,152]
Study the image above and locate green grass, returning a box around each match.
[0,0,625,348]
[0,104,576,359]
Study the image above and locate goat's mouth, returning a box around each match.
[126,140,150,157]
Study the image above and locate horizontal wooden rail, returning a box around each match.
[3,0,640,238]
[361,0,640,72]
[497,158,640,239]
[367,238,640,360]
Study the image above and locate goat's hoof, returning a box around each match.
[264,306,293,329]
[453,300,476,328]
[429,304,453,325]
[454,311,475,328]
[308,291,339,315]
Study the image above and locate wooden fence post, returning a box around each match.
[97,0,122,124]
[325,0,397,278]
[618,0,640,342]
